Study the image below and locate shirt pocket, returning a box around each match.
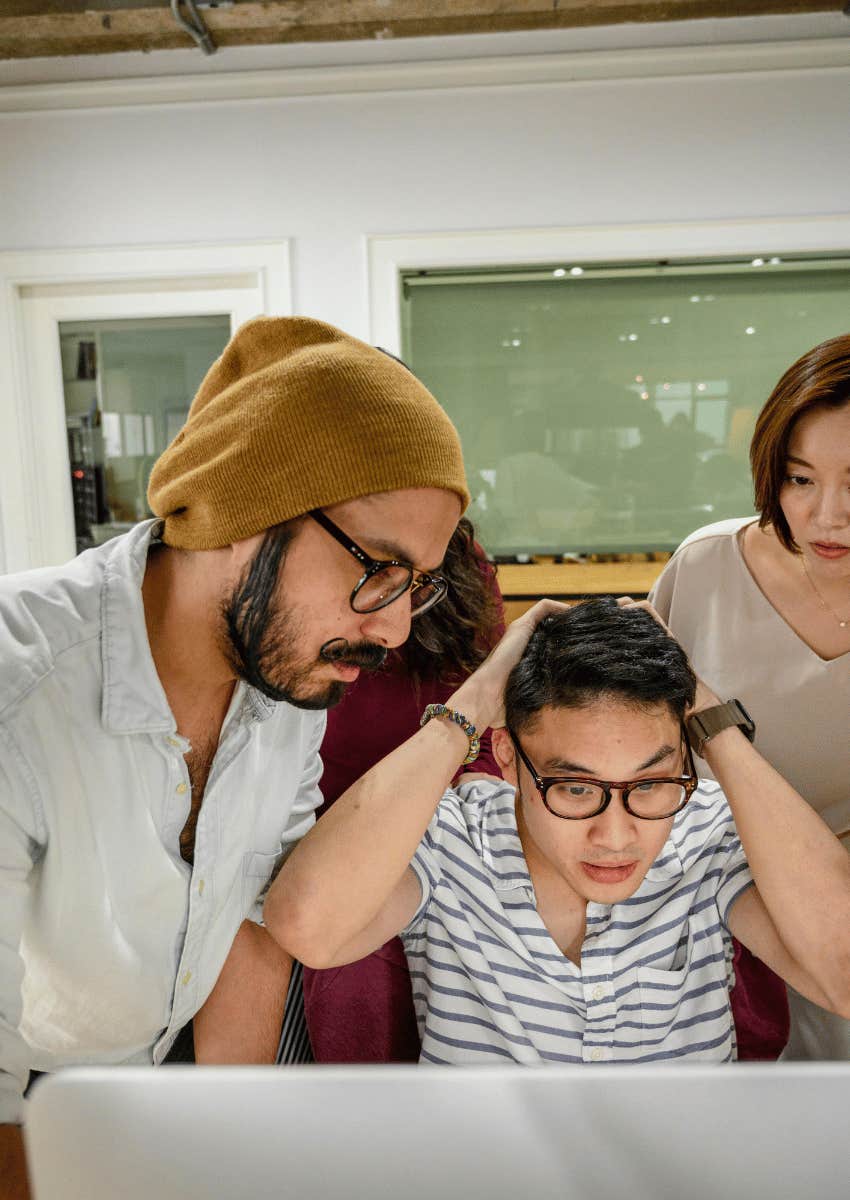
[241,849,284,920]
[636,922,695,1036]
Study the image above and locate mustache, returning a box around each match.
[319,637,388,671]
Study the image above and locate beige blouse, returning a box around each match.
[650,516,850,840]
[650,516,850,1060]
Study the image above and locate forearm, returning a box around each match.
[264,599,563,965]
[705,727,850,1010]
[0,1125,30,1200]
[264,708,474,963]
[193,921,292,1064]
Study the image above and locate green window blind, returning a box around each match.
[402,257,850,559]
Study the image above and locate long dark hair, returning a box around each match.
[399,516,503,687]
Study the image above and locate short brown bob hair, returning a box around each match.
[750,332,850,552]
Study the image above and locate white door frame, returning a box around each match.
[0,241,291,573]
[367,214,850,354]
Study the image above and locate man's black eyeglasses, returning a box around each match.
[509,727,699,821]
[309,510,448,617]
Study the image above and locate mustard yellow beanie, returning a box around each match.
[147,316,469,549]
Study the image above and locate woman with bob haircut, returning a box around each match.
[650,332,850,1062]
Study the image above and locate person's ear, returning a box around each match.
[492,727,518,782]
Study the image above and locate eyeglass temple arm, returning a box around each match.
[308,510,369,564]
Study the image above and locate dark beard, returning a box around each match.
[222,525,387,709]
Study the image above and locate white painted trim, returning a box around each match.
[0,241,291,573]
[367,214,850,353]
[0,242,292,307]
[0,37,848,115]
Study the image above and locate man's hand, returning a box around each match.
[616,596,720,713]
[0,1124,31,1200]
[449,598,570,732]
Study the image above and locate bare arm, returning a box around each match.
[621,596,850,1016]
[264,600,567,969]
[0,1125,30,1200]
[303,867,424,970]
[706,726,850,1018]
[193,920,293,1063]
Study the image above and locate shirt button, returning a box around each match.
[176,782,188,795]
[198,879,205,896]
[592,984,606,1001]
[182,970,192,986]
[591,1048,603,1062]
[166,736,181,748]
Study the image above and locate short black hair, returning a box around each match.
[504,597,696,734]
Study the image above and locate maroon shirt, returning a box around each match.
[303,586,504,1063]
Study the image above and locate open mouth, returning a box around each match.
[581,861,638,884]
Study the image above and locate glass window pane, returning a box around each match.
[60,315,231,554]
[403,259,850,558]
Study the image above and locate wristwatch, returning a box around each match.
[685,699,756,758]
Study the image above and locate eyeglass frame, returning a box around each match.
[508,725,699,821]
[308,509,448,617]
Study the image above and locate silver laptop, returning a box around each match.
[25,1063,849,1200]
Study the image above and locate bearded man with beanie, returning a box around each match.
[0,317,469,1199]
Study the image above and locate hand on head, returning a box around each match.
[449,598,570,733]
[616,596,720,714]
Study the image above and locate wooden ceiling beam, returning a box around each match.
[0,1,840,61]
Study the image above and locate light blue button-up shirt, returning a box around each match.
[0,521,325,1123]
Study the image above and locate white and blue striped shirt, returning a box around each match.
[403,779,753,1065]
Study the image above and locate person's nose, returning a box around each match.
[813,483,850,531]
[359,592,414,649]
[588,791,639,852]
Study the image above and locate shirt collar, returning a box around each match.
[643,820,686,885]
[100,520,276,735]
[101,520,174,735]
[244,686,276,723]
[476,781,535,893]
[643,784,722,887]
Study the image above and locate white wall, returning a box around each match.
[1,17,849,342]
[0,16,849,575]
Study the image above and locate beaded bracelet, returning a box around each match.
[420,702,481,767]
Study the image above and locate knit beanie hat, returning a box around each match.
[147,316,469,549]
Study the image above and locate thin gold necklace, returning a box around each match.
[801,555,850,629]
